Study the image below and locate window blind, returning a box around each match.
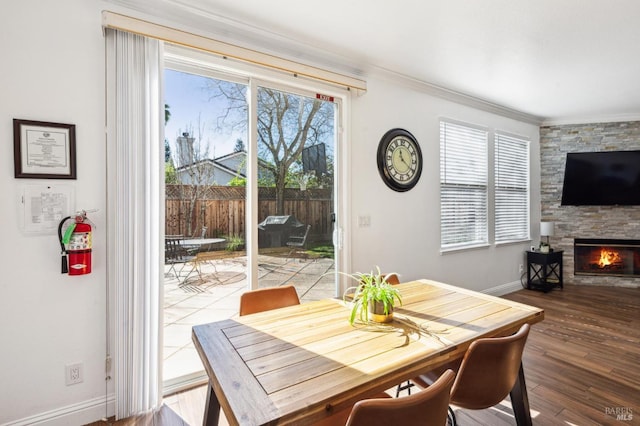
[495,132,530,243]
[106,28,163,418]
[440,120,488,250]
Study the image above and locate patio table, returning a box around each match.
[181,237,226,251]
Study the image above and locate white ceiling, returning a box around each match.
[111,0,640,124]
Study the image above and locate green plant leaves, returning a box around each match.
[341,266,402,325]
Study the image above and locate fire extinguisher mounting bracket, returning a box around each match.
[63,223,77,245]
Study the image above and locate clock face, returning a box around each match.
[377,129,422,192]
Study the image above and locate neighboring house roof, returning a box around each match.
[215,150,246,163]
[214,150,273,172]
[176,151,273,185]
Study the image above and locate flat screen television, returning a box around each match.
[561,150,640,206]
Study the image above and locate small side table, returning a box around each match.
[526,250,563,292]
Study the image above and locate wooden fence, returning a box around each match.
[165,185,333,242]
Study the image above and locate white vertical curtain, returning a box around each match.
[105,28,163,418]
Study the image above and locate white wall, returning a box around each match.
[0,0,540,424]
[349,75,541,291]
[0,1,111,424]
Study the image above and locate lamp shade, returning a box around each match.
[540,221,555,237]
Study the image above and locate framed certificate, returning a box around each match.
[13,119,77,179]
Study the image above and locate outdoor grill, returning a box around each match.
[258,215,305,247]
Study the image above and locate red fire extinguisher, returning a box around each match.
[58,211,92,275]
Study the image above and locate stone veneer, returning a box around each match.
[540,121,640,287]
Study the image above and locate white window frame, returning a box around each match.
[439,119,489,252]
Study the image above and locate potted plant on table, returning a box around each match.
[342,266,402,325]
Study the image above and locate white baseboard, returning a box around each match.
[482,280,525,296]
[2,394,114,426]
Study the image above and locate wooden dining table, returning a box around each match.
[192,279,544,425]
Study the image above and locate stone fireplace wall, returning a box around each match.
[540,121,640,287]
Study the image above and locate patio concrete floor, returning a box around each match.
[163,253,336,385]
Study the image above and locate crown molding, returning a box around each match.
[541,113,640,127]
[366,66,544,126]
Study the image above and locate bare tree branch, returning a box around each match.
[205,81,334,214]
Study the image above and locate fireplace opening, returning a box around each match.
[574,239,640,277]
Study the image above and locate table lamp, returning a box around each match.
[540,221,555,252]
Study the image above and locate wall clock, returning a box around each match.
[377,128,423,192]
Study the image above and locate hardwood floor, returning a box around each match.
[502,284,639,426]
[91,284,639,425]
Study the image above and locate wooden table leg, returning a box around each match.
[203,382,221,426]
[509,363,533,426]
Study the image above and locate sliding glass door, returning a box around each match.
[162,66,251,390]
[254,84,336,298]
[161,47,340,391]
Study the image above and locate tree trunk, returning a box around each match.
[275,170,286,215]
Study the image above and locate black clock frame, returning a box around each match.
[376,128,423,192]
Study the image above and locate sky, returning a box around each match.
[164,69,246,160]
[164,68,336,171]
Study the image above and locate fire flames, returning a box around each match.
[598,249,621,268]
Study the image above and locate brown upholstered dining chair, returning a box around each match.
[239,285,301,316]
[413,323,531,426]
[381,272,415,397]
[315,369,455,426]
[382,273,400,285]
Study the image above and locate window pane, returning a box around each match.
[495,133,529,242]
[255,85,336,290]
[163,68,249,387]
[440,120,488,250]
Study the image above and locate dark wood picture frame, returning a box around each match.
[13,119,77,179]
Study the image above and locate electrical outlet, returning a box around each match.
[66,363,83,386]
[357,215,371,227]
[519,264,524,274]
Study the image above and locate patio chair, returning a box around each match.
[316,369,455,426]
[286,224,311,259]
[164,236,198,282]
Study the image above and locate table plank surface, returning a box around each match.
[192,279,544,425]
